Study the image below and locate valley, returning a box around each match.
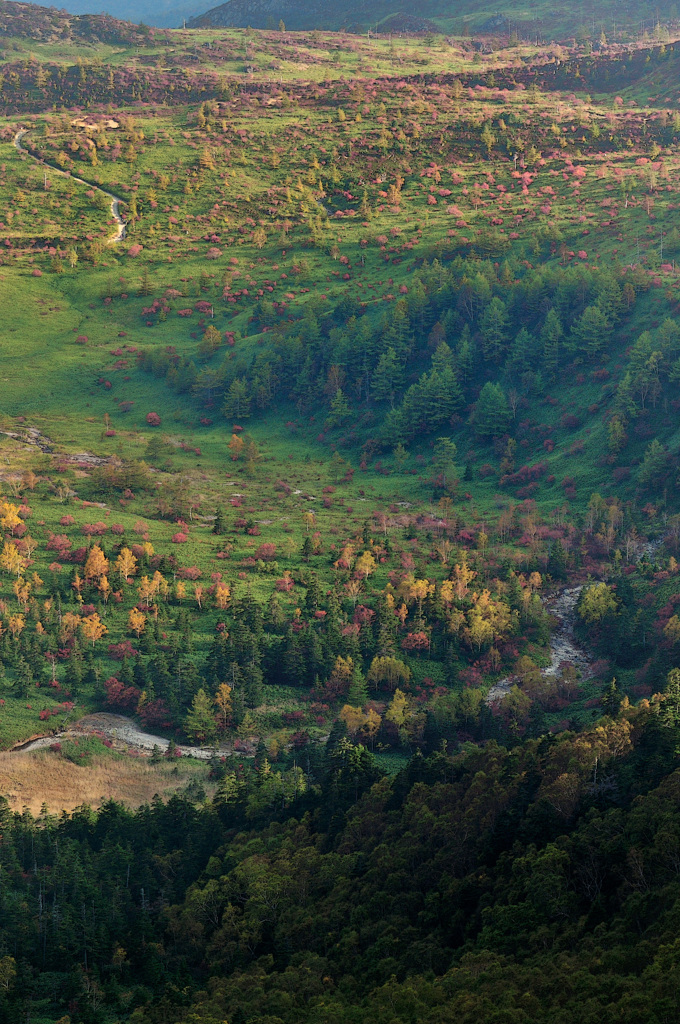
[0,4,680,1022]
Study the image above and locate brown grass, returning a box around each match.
[0,750,215,815]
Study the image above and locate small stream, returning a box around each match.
[486,584,591,704]
[486,536,666,705]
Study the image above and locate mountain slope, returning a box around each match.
[3,0,213,30]
[187,0,677,37]
[12,0,680,34]
[0,0,157,41]
[187,0,530,32]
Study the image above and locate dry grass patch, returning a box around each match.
[0,750,214,815]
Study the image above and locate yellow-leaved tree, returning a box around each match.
[385,688,410,730]
[8,614,24,638]
[451,553,476,599]
[128,608,146,637]
[354,551,376,580]
[578,582,618,624]
[81,612,107,647]
[214,682,233,733]
[114,547,138,582]
[84,545,109,581]
[0,501,22,535]
[367,656,411,693]
[0,541,25,577]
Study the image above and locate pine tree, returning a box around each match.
[479,297,509,362]
[372,347,404,408]
[571,305,611,359]
[541,308,563,379]
[185,688,217,745]
[223,378,251,420]
[326,388,351,427]
[660,668,680,728]
[548,539,568,581]
[432,438,458,488]
[431,341,455,373]
[381,301,412,360]
[213,508,225,535]
[508,326,536,376]
[601,677,622,716]
[455,329,474,387]
[347,665,368,707]
[638,439,667,488]
[474,382,510,439]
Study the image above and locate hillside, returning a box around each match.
[3,702,680,1022]
[187,0,677,38]
[0,0,159,43]
[12,0,680,36]
[0,5,679,755]
[2,5,680,1023]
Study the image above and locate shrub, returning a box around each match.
[177,565,202,579]
[255,543,277,561]
[107,640,139,660]
[103,676,141,711]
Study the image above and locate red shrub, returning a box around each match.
[103,676,141,711]
[107,641,139,661]
[82,522,108,536]
[255,543,277,561]
[138,698,173,729]
[46,533,71,556]
[401,632,430,653]
[177,565,202,580]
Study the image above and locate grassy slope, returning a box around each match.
[188,0,676,37]
[0,23,676,759]
[0,745,214,813]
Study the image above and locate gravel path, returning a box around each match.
[13,129,126,244]
[18,713,232,760]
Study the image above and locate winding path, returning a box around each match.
[17,713,230,761]
[13,129,126,245]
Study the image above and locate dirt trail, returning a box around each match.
[13,129,126,245]
[18,713,234,761]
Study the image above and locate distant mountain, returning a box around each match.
[5,0,210,29]
[10,0,679,35]
[9,0,537,34]
[0,0,176,39]
[187,0,679,37]
[187,0,442,32]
